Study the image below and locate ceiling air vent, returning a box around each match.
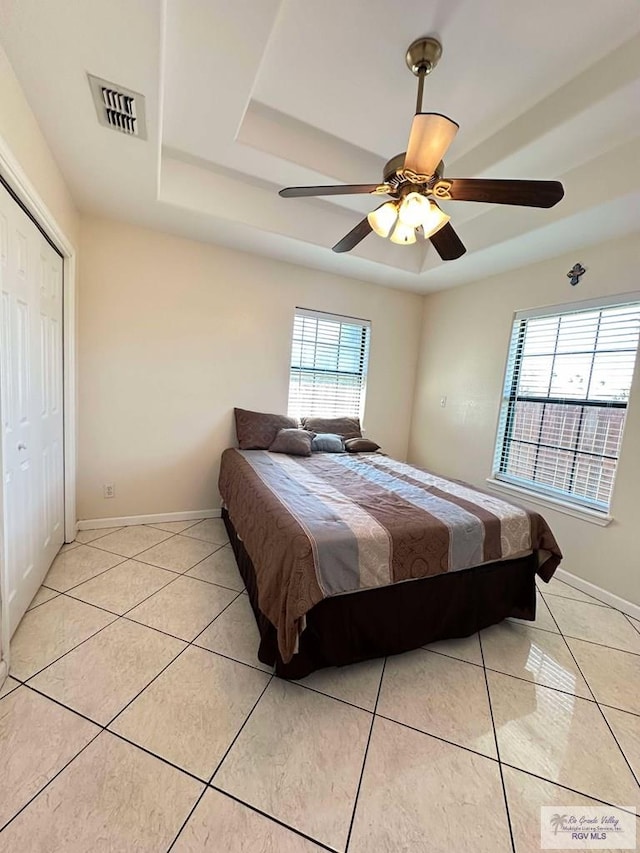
[87,73,147,140]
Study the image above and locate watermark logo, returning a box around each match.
[541,806,636,849]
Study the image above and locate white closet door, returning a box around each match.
[0,183,64,637]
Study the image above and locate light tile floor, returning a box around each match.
[0,522,638,852]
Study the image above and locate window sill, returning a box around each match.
[485,478,613,527]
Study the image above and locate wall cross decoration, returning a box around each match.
[567,263,586,286]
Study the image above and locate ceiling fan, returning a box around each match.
[278,37,564,260]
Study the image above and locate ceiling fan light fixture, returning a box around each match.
[278,36,564,260]
[367,201,399,237]
[389,221,417,245]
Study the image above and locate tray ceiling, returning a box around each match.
[1,0,639,292]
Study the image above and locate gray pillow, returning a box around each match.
[312,433,345,453]
[269,428,313,457]
[301,416,362,439]
[344,438,380,453]
[234,408,297,450]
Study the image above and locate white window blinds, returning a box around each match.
[494,299,640,512]
[288,308,371,420]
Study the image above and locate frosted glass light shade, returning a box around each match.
[367,202,398,237]
[389,221,417,245]
[398,192,450,237]
[419,200,450,238]
[398,192,429,227]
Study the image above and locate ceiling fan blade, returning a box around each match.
[332,217,373,253]
[429,222,466,261]
[446,179,564,208]
[279,184,382,198]
[404,113,459,177]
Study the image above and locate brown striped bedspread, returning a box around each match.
[218,448,562,662]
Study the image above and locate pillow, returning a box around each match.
[301,416,362,439]
[344,437,380,453]
[311,433,345,453]
[269,428,313,456]
[234,408,297,450]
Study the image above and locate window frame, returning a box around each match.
[489,293,640,522]
[287,307,371,422]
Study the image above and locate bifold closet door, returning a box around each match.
[0,183,64,637]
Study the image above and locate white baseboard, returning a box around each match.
[77,508,221,531]
[65,520,79,544]
[554,568,640,621]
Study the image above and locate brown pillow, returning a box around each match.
[301,416,362,439]
[234,408,297,450]
[344,438,380,453]
[269,428,313,456]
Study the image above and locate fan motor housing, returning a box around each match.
[383,154,444,187]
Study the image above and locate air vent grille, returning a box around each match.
[88,73,147,140]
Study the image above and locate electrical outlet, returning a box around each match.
[440,396,447,408]
[103,483,115,499]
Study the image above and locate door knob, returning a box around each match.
[17,442,27,450]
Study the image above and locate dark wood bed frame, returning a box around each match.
[222,508,539,679]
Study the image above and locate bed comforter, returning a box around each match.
[218,448,562,662]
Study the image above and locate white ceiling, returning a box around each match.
[1,0,639,292]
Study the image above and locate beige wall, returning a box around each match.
[78,216,423,519]
[0,44,78,246]
[408,233,640,605]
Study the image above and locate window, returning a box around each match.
[494,297,640,513]
[288,308,370,420]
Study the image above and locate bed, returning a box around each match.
[218,447,562,679]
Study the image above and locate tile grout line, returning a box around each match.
[499,760,640,819]
[623,612,640,637]
[374,711,500,765]
[208,674,275,785]
[343,656,387,852]
[0,691,207,839]
[46,552,130,595]
[87,527,228,561]
[14,570,189,683]
[547,605,640,790]
[61,540,238,617]
[122,587,244,644]
[2,588,257,835]
[75,531,227,578]
[512,609,640,658]
[11,535,637,846]
[288,675,380,714]
[540,589,610,609]
[478,631,516,853]
[74,526,125,544]
[15,530,236,681]
[422,644,599,704]
[190,643,272,677]
[15,613,121,684]
[62,560,188,615]
[541,591,640,657]
[0,723,104,835]
[11,674,637,844]
[538,577,614,609]
[166,673,276,852]
[106,590,246,730]
[108,728,207,787]
[17,549,242,689]
[24,590,62,614]
[207,785,337,853]
[144,519,203,534]
[544,579,640,621]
